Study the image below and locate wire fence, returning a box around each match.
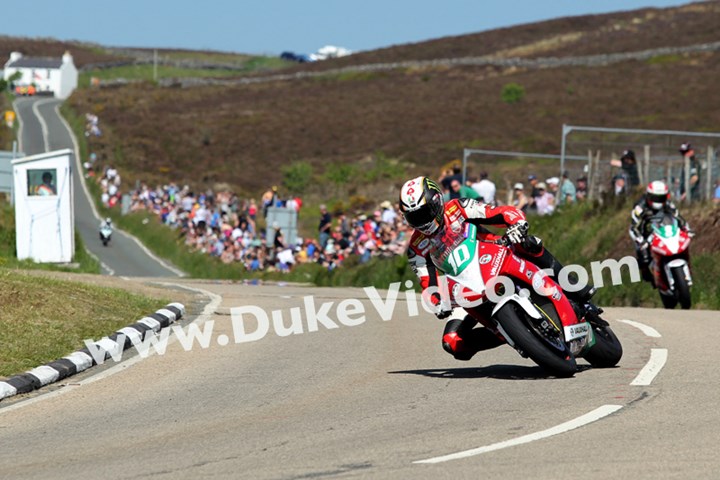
[561,125,720,204]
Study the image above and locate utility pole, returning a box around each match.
[153,49,158,82]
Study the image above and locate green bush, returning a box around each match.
[281,160,314,195]
[501,83,526,104]
[363,152,406,182]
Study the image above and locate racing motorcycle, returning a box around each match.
[99,224,113,247]
[646,212,693,309]
[430,222,622,377]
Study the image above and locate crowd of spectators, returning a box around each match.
[85,146,410,273]
[84,135,720,275]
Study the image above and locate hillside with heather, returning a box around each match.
[5,1,720,197]
[67,2,720,195]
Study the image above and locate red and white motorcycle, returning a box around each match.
[430,222,622,377]
[646,212,693,309]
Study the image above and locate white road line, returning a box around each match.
[619,319,662,338]
[14,99,25,153]
[32,98,56,152]
[630,348,668,386]
[0,283,220,414]
[414,404,623,464]
[53,103,185,277]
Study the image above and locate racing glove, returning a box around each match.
[506,220,529,244]
[431,292,452,319]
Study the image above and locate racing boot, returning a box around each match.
[520,237,596,302]
[442,316,505,361]
[519,236,600,317]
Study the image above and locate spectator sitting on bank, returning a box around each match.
[511,183,529,212]
[576,176,588,201]
[546,177,560,202]
[471,171,496,204]
[713,177,720,206]
[558,171,576,205]
[527,174,540,211]
[534,182,555,216]
[613,174,627,196]
[445,178,480,201]
[440,165,463,191]
[380,200,396,224]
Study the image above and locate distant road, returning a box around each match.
[14,96,182,277]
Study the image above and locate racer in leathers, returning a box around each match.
[629,180,691,284]
[400,176,596,361]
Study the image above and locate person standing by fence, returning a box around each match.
[679,143,701,202]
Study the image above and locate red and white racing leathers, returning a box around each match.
[406,198,578,360]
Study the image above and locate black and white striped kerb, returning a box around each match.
[0,303,185,402]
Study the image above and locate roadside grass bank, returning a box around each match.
[0,269,168,377]
[0,198,100,274]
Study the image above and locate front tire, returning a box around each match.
[659,291,677,309]
[495,304,577,377]
[584,325,622,368]
[671,267,692,310]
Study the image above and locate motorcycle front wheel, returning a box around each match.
[584,325,622,368]
[671,267,692,310]
[495,303,577,377]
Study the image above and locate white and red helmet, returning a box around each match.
[399,176,444,234]
[646,180,669,210]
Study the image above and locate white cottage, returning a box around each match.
[3,51,78,99]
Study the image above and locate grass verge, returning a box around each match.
[0,269,168,377]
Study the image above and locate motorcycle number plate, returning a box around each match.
[564,322,590,341]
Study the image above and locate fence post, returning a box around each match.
[684,155,691,205]
[643,144,650,185]
[706,145,714,201]
[586,150,593,200]
[593,150,601,199]
[637,148,644,186]
[462,149,468,185]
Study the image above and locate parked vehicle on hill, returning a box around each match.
[14,85,36,96]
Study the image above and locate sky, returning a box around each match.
[2,0,692,55]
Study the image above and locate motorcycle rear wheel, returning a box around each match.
[495,303,577,377]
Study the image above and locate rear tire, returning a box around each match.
[495,304,577,377]
[584,325,622,368]
[671,267,691,310]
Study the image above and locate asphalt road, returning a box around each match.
[1,280,717,479]
[13,96,180,277]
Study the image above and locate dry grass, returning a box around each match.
[0,270,169,377]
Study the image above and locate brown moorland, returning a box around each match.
[68,49,720,194]
[5,2,720,197]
